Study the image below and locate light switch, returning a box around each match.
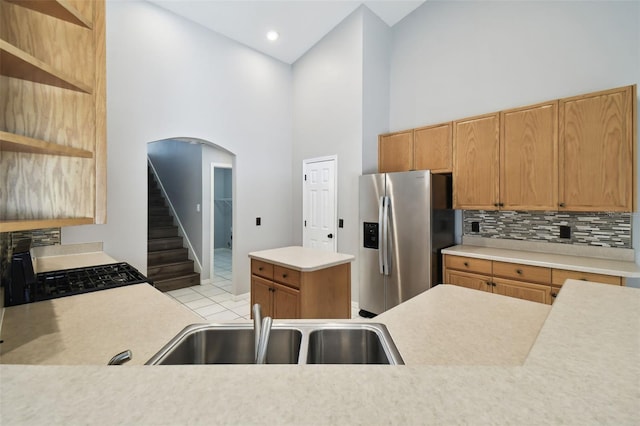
[196,203,201,212]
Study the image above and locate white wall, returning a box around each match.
[389,0,640,283]
[62,0,294,295]
[390,1,638,129]
[362,8,391,174]
[292,8,364,300]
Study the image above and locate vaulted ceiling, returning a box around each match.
[147,1,425,64]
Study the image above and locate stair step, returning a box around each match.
[147,260,195,278]
[149,218,174,227]
[148,226,178,238]
[148,248,189,265]
[148,205,169,214]
[153,272,200,292]
[148,236,184,251]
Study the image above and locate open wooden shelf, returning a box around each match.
[0,217,94,233]
[0,131,94,158]
[0,39,92,93]
[5,0,92,29]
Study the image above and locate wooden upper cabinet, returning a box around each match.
[453,113,500,210]
[378,130,413,173]
[559,85,636,212]
[414,122,453,173]
[500,101,558,211]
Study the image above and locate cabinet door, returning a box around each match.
[559,85,635,212]
[491,277,551,304]
[414,123,452,173]
[251,276,273,318]
[500,102,558,210]
[378,130,414,173]
[272,282,300,319]
[444,269,492,293]
[453,113,500,209]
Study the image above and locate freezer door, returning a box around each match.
[385,171,433,309]
[358,174,386,315]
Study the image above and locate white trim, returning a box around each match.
[148,158,202,276]
[210,163,232,283]
[302,155,338,252]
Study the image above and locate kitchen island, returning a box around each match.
[249,246,354,318]
[1,280,638,424]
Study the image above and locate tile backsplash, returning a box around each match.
[0,228,61,283]
[463,211,631,249]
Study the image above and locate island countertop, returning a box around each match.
[1,281,638,424]
[248,246,354,271]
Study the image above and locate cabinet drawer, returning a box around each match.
[493,262,551,284]
[551,269,621,286]
[251,259,274,280]
[273,265,301,289]
[445,255,492,275]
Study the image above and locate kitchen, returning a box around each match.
[1,0,640,424]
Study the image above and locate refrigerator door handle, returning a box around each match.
[378,196,385,275]
[382,196,390,276]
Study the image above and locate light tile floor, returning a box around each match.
[166,248,362,320]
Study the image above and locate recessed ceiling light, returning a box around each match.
[266,30,279,42]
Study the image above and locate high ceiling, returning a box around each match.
[147,1,425,64]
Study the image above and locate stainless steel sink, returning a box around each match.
[146,324,302,365]
[306,328,392,364]
[146,322,404,365]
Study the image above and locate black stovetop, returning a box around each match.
[35,262,149,301]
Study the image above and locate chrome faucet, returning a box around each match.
[252,304,273,364]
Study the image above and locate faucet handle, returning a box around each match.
[108,350,132,365]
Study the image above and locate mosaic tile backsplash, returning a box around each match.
[463,211,631,248]
[0,228,61,283]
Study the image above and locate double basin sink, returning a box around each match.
[146,322,404,365]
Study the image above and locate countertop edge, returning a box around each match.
[442,245,640,277]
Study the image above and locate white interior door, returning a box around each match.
[303,156,337,252]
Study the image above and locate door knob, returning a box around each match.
[327,234,333,239]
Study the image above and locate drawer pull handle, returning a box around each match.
[580,278,587,281]
[282,274,288,278]
[463,262,469,267]
[258,267,263,271]
[516,269,523,275]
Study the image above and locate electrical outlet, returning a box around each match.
[339,219,344,228]
[256,217,261,226]
[560,225,571,239]
[471,221,480,233]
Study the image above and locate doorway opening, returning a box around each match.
[211,163,233,290]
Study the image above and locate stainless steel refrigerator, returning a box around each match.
[359,170,455,316]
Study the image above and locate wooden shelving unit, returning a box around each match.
[1,0,106,233]
[5,0,92,28]
[0,131,93,158]
[0,39,92,93]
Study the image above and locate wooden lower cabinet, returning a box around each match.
[492,277,551,305]
[251,276,300,318]
[444,254,622,305]
[443,269,491,292]
[250,259,350,319]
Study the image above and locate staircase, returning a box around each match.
[147,167,200,292]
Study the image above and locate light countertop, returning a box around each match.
[0,283,202,365]
[442,244,640,277]
[248,246,354,271]
[1,281,639,424]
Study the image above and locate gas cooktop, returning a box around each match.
[35,262,150,301]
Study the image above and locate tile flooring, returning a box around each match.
[166,247,362,320]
